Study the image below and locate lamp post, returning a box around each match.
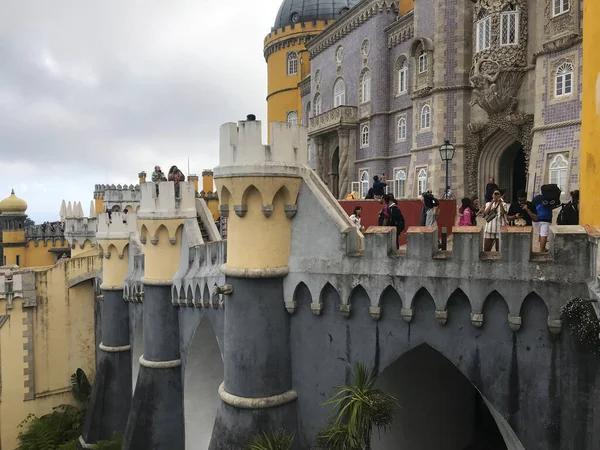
[439,140,456,199]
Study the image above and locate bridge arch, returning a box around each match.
[183,313,223,450]
[374,343,523,449]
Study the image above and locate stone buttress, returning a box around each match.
[209,120,306,448]
[122,181,196,450]
[79,212,133,448]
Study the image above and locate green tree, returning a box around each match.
[17,368,121,450]
[317,362,397,450]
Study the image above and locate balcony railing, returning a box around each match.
[308,105,358,136]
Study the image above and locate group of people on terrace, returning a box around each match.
[347,174,580,253]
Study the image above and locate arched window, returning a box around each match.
[394,170,407,198]
[360,70,371,104]
[417,168,427,195]
[500,4,519,45]
[549,154,568,193]
[420,104,431,130]
[314,93,322,115]
[398,59,408,94]
[360,123,370,147]
[418,50,428,74]
[287,52,298,76]
[555,62,573,97]
[554,0,570,16]
[360,170,370,199]
[286,111,298,125]
[333,78,346,107]
[476,12,491,52]
[397,117,407,140]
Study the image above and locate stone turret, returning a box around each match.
[79,212,134,448]
[121,181,197,450]
[209,120,307,448]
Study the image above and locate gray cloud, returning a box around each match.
[0,0,281,221]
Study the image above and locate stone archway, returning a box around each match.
[477,130,527,203]
[372,344,522,450]
[183,315,223,450]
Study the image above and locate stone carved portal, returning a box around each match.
[466,0,533,197]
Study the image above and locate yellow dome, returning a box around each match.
[0,189,28,215]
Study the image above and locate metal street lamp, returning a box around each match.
[439,140,455,199]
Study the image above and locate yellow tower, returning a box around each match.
[581,0,600,228]
[0,190,28,266]
[264,0,362,141]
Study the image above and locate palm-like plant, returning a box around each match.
[246,429,295,450]
[317,362,397,450]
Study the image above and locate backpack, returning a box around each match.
[387,203,405,233]
[540,184,562,208]
[557,202,579,225]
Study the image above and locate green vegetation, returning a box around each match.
[317,362,397,450]
[246,429,295,450]
[16,369,122,450]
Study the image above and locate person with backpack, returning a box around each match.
[383,194,405,249]
[557,190,579,225]
[528,184,562,252]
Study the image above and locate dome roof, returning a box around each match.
[273,0,362,30]
[0,189,28,215]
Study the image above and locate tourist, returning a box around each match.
[507,190,536,227]
[557,190,579,225]
[485,177,499,203]
[483,189,507,251]
[152,165,167,182]
[423,191,440,227]
[168,165,186,196]
[470,196,481,225]
[349,206,365,232]
[383,194,404,249]
[377,196,389,226]
[458,198,474,226]
[371,175,387,199]
[419,189,433,226]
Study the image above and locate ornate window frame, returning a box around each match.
[286,111,298,125]
[361,39,371,57]
[396,114,407,142]
[360,122,370,148]
[314,93,322,115]
[500,5,520,46]
[394,55,409,97]
[419,103,431,131]
[549,53,578,104]
[553,0,570,17]
[547,152,569,195]
[359,169,370,199]
[476,15,491,52]
[544,0,579,41]
[409,38,434,94]
[335,45,345,64]
[333,77,346,107]
[416,167,428,196]
[393,168,408,199]
[287,52,298,76]
[359,68,372,105]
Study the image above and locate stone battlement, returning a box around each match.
[216,120,308,171]
[64,217,98,249]
[96,212,136,240]
[137,182,197,220]
[94,184,140,193]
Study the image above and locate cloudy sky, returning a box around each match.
[0,0,282,222]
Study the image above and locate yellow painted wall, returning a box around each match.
[581,0,600,228]
[264,21,329,141]
[399,0,414,15]
[94,197,104,216]
[139,219,183,282]
[206,199,219,222]
[0,257,98,449]
[71,240,97,259]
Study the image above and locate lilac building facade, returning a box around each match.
[302,0,583,202]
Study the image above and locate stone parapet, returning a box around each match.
[0,268,36,309]
[137,182,196,221]
[65,217,98,250]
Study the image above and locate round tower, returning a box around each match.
[264,0,361,141]
[209,119,307,448]
[122,180,198,450]
[0,190,28,266]
[79,211,133,447]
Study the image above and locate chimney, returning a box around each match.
[246,114,256,121]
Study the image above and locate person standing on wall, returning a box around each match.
[483,189,507,251]
[485,177,499,203]
[507,190,536,227]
